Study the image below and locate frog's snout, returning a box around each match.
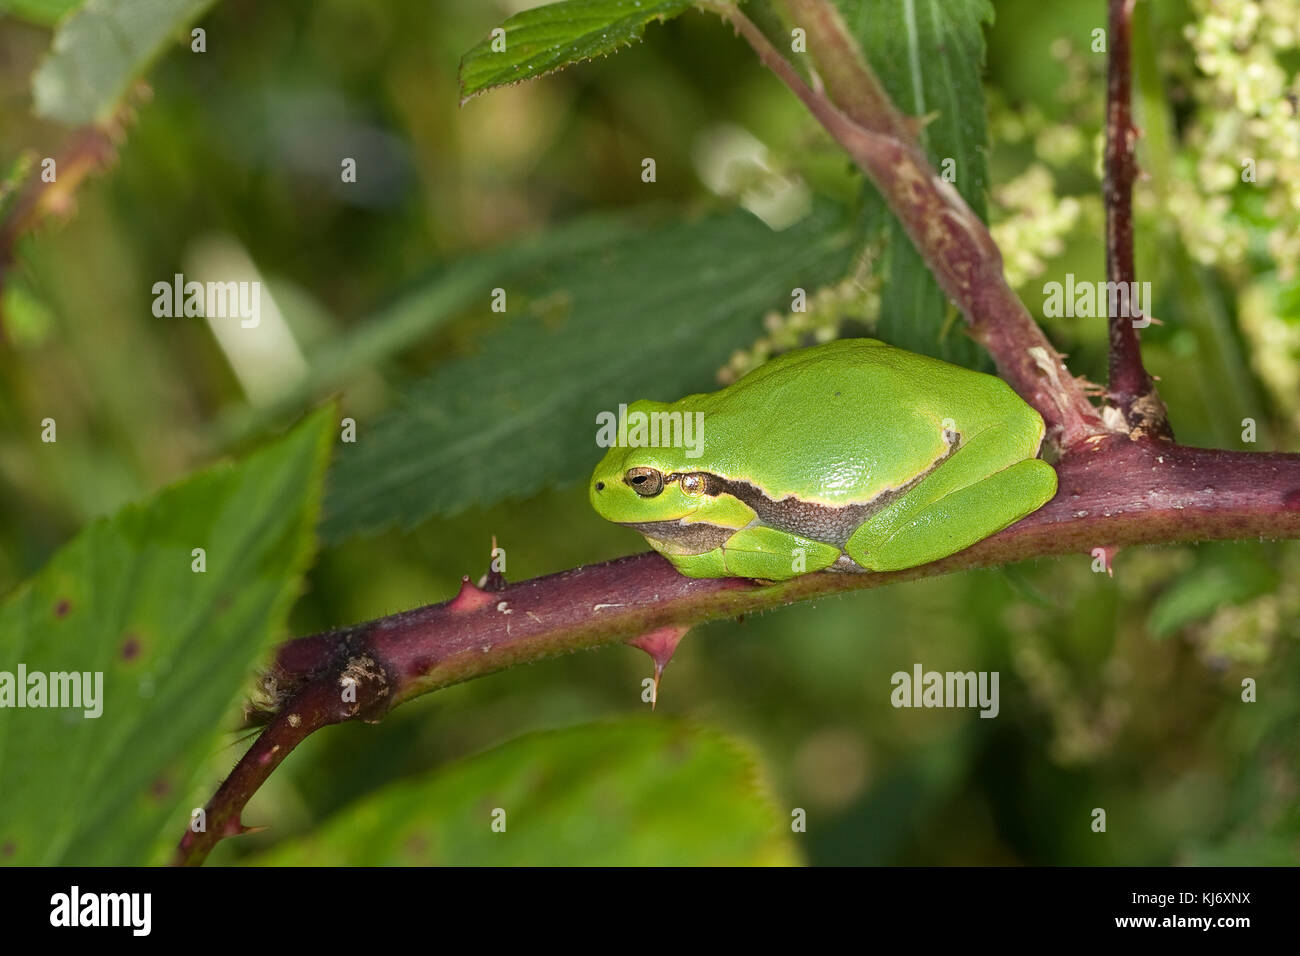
[589,473,613,517]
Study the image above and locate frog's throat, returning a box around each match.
[620,434,961,552]
[622,520,735,555]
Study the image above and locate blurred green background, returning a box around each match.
[1,0,1298,865]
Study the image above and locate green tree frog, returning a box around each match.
[589,338,1057,580]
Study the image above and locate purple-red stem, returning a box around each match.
[1104,0,1171,439]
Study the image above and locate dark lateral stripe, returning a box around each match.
[684,435,961,546]
[717,479,869,545]
[623,435,961,554]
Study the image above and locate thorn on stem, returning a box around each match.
[626,625,690,710]
[220,815,264,838]
[449,576,495,613]
[1093,545,1119,577]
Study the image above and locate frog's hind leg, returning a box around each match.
[845,424,1057,572]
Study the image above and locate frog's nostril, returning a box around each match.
[595,482,605,491]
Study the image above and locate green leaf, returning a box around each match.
[31,0,216,127]
[836,0,995,367]
[322,201,861,541]
[1,280,58,350]
[216,214,639,445]
[248,720,798,865]
[458,0,696,103]
[0,409,332,865]
[0,0,81,26]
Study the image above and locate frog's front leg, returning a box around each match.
[845,423,1058,572]
[668,525,842,581]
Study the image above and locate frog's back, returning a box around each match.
[676,338,1039,506]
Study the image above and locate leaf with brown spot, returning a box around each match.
[0,410,332,864]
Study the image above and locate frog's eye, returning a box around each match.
[625,467,665,497]
[679,473,706,497]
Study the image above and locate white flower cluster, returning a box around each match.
[1181,0,1300,277]
[991,164,1084,290]
[719,245,883,384]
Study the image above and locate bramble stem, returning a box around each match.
[1103,0,1171,439]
